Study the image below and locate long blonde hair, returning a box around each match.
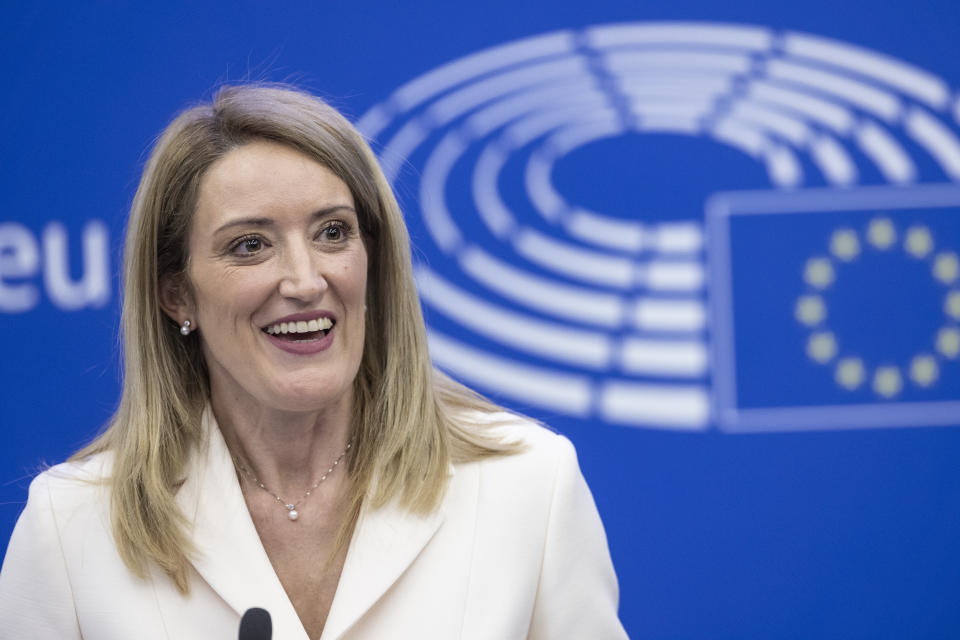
[75,84,519,593]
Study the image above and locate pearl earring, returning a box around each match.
[180,320,192,336]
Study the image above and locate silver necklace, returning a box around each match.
[234,441,351,521]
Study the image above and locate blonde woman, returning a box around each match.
[0,85,626,640]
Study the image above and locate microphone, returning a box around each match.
[238,607,272,640]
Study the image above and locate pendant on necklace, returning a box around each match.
[234,441,351,524]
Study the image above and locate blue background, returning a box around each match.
[3,2,960,638]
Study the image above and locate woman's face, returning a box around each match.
[171,140,368,415]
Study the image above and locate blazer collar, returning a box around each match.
[176,408,447,640]
[320,493,446,640]
[176,408,310,639]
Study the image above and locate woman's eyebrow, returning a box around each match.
[310,205,357,220]
[212,205,356,236]
[213,216,273,235]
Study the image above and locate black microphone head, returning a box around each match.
[239,607,272,640]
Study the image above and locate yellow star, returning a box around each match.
[905,225,933,258]
[946,291,960,320]
[804,257,835,289]
[872,366,903,398]
[936,327,960,358]
[933,252,959,285]
[795,295,827,326]
[909,355,938,387]
[835,357,865,390]
[807,331,837,363]
[866,217,896,250]
[829,229,860,261]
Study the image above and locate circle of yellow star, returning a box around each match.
[798,217,956,399]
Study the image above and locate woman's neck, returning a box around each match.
[210,388,354,499]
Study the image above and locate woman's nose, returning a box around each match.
[278,245,327,300]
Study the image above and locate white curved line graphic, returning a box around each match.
[632,298,706,332]
[617,75,733,100]
[783,32,950,109]
[641,260,706,291]
[587,21,773,50]
[620,337,709,377]
[465,80,605,137]
[380,118,430,183]
[392,32,575,113]
[729,101,812,145]
[746,81,855,133]
[854,121,916,183]
[637,118,702,134]
[419,131,466,252]
[525,149,565,221]
[416,266,614,369]
[505,106,619,149]
[471,144,515,237]
[427,329,592,416]
[427,56,590,125]
[563,210,646,253]
[599,380,710,428]
[904,108,960,179]
[603,50,753,74]
[710,119,770,157]
[458,247,627,328]
[765,59,902,122]
[513,229,635,288]
[764,145,804,187]
[810,134,858,185]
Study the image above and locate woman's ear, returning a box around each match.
[158,274,194,327]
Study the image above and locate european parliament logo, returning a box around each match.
[358,21,960,433]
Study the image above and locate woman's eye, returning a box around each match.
[321,223,346,242]
[231,236,264,255]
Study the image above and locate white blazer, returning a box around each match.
[0,412,627,639]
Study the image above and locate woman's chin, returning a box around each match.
[264,380,354,415]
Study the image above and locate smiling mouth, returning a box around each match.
[263,318,334,342]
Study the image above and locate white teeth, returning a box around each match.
[265,317,333,335]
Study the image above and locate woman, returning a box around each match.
[0,85,626,639]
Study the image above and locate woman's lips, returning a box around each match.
[263,322,336,354]
[263,316,334,336]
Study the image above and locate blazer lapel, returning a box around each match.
[174,409,309,640]
[320,478,448,640]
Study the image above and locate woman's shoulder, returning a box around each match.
[446,410,615,593]
[3,453,115,578]
[453,409,582,493]
[460,408,573,451]
[26,452,114,505]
